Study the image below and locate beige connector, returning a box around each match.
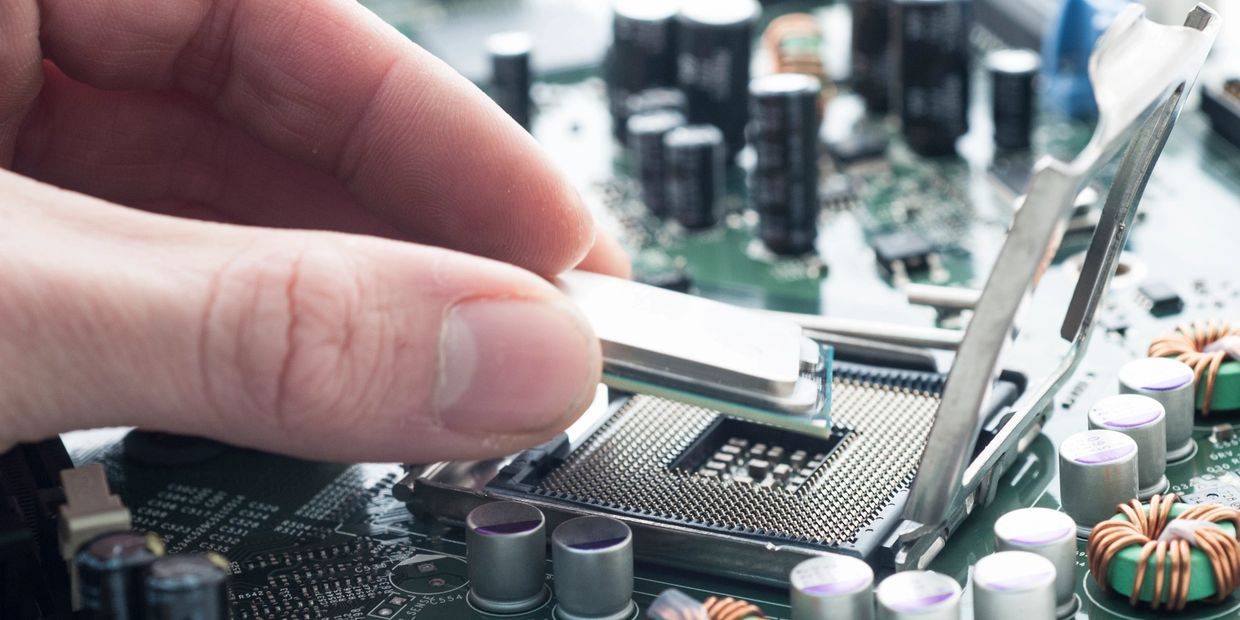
[58,464,131,609]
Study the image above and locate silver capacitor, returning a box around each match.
[1058,430,1139,536]
[875,570,961,620]
[1118,357,1196,462]
[1088,394,1169,499]
[971,551,1057,620]
[466,501,549,614]
[551,516,636,620]
[993,508,1079,618]
[790,555,875,620]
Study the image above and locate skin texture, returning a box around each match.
[0,0,629,462]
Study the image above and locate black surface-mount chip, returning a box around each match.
[1137,280,1184,316]
[825,130,890,166]
[871,230,935,273]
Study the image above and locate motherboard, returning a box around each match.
[6,0,1240,618]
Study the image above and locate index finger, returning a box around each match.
[36,0,627,276]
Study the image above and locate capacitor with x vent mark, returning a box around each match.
[143,554,230,620]
[77,531,164,620]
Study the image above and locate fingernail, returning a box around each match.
[436,298,600,434]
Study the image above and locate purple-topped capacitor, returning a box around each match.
[875,570,960,620]
[466,501,550,614]
[1119,357,1196,462]
[971,551,1057,620]
[551,516,636,620]
[789,555,874,620]
[1058,430,1139,536]
[993,508,1078,618]
[1088,394,1169,499]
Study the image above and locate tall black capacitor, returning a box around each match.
[987,48,1040,151]
[608,1,680,139]
[627,110,687,217]
[676,0,761,157]
[144,555,230,620]
[750,74,822,256]
[487,31,533,129]
[892,0,973,157]
[665,124,726,230]
[851,0,892,115]
[76,531,162,620]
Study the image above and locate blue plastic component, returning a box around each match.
[1041,0,1132,118]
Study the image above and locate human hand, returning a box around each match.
[0,0,629,462]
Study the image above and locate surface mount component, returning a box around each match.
[556,270,832,436]
[1136,279,1183,316]
[896,4,1219,569]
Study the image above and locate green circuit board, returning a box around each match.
[53,0,1240,618]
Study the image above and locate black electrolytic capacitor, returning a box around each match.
[892,0,973,157]
[487,31,533,129]
[749,74,822,255]
[76,531,163,620]
[851,0,892,115]
[144,554,230,620]
[987,48,1040,151]
[676,0,761,157]
[621,87,688,143]
[627,110,687,217]
[665,124,726,230]
[609,0,680,139]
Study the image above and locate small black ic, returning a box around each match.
[637,269,693,293]
[871,231,935,273]
[825,130,889,166]
[1138,280,1184,316]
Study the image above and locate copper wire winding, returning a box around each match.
[1148,319,1240,415]
[702,596,764,620]
[1087,494,1240,610]
[761,13,832,116]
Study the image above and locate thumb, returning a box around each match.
[0,170,601,462]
